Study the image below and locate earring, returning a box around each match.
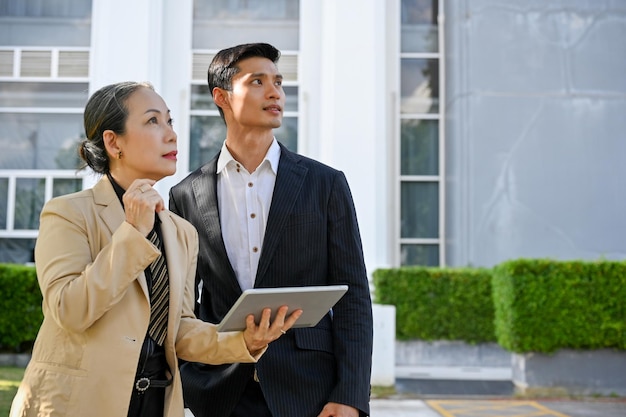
[118,151,123,159]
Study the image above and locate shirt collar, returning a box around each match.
[216,137,281,174]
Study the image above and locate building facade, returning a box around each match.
[1,0,625,272]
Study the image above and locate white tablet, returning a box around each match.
[216,285,349,332]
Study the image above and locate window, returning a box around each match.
[188,0,300,172]
[397,0,443,266]
[0,0,91,264]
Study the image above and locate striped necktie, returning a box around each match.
[147,229,169,346]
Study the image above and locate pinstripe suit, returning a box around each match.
[169,142,373,417]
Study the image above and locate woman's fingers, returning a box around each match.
[242,306,303,354]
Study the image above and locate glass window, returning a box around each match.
[0,82,88,107]
[401,244,439,266]
[53,178,82,197]
[0,177,7,229]
[401,58,439,114]
[0,238,36,263]
[401,182,439,239]
[0,113,84,170]
[14,178,44,230]
[0,0,92,47]
[190,85,298,112]
[401,119,438,176]
[398,0,442,266]
[189,115,298,172]
[401,0,439,53]
[192,0,299,50]
[189,116,226,171]
[274,116,297,153]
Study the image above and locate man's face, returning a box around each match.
[225,56,285,130]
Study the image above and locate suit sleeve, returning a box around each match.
[326,171,374,413]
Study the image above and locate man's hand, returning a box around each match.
[318,402,359,417]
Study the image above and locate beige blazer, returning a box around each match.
[11,176,259,417]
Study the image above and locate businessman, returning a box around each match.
[169,42,373,417]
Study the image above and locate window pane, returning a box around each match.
[0,177,7,229]
[0,0,92,17]
[0,113,83,170]
[191,85,298,112]
[14,178,44,230]
[0,238,36,264]
[190,85,216,111]
[401,119,438,176]
[53,178,82,197]
[189,115,298,171]
[0,0,92,46]
[401,0,439,53]
[283,86,298,112]
[0,82,89,107]
[189,115,226,172]
[401,244,439,266]
[401,58,439,114]
[193,0,299,50]
[401,181,438,238]
[274,116,297,153]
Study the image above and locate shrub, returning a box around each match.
[492,258,626,353]
[0,264,42,352]
[373,266,496,343]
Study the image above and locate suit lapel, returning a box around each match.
[192,159,241,292]
[255,145,308,286]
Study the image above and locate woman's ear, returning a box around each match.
[103,130,121,160]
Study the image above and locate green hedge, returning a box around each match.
[373,266,496,343]
[374,259,626,353]
[0,264,43,352]
[493,258,626,353]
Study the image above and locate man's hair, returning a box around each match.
[208,43,281,91]
[208,43,281,122]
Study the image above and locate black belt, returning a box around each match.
[134,337,170,393]
[135,376,172,392]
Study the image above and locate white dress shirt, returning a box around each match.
[216,138,280,290]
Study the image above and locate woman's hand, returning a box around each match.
[243,306,302,355]
[123,179,164,236]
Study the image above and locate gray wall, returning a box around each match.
[444,0,626,267]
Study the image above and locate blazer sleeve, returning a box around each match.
[174,223,263,364]
[35,196,160,333]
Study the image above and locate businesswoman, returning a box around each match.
[10,81,300,417]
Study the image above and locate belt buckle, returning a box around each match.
[135,377,150,392]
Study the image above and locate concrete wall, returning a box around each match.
[444,0,626,267]
[513,349,626,396]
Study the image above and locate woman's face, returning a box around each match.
[110,87,178,184]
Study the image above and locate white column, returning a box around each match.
[89,0,193,199]
[90,0,162,92]
[301,0,394,275]
[300,0,397,387]
[154,0,194,197]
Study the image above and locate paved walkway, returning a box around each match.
[185,398,626,417]
[369,398,626,417]
[183,365,626,417]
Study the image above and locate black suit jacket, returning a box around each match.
[169,143,373,417]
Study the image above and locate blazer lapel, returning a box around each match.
[255,145,308,286]
[93,176,150,299]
